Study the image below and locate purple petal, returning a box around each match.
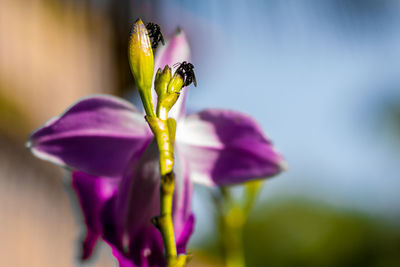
[176,214,195,254]
[106,241,136,267]
[153,30,191,120]
[155,30,191,74]
[177,109,287,186]
[118,141,161,242]
[27,95,152,177]
[116,141,194,265]
[71,171,119,260]
[128,225,164,267]
[172,153,193,238]
[117,141,165,265]
[106,228,164,267]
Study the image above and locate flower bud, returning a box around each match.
[129,19,155,116]
[155,65,172,98]
[167,73,185,94]
[155,65,190,120]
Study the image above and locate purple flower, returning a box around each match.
[27,30,285,267]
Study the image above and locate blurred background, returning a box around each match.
[1,0,400,266]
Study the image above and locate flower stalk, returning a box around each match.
[130,21,193,265]
[153,172,177,260]
[219,188,246,267]
[216,180,264,267]
[146,115,181,264]
[153,172,191,266]
[147,68,191,265]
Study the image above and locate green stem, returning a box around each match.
[147,70,190,266]
[155,172,178,264]
[218,187,246,267]
[218,182,264,267]
[147,116,189,266]
[138,89,156,117]
[221,208,246,267]
[155,173,190,267]
[243,180,263,218]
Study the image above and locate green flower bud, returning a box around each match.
[155,65,172,98]
[154,65,191,120]
[167,72,185,94]
[129,19,155,116]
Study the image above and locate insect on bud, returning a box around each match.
[168,61,197,94]
[129,19,155,116]
[155,62,197,119]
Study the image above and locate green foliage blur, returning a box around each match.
[201,199,400,267]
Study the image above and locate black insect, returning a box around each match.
[174,61,197,87]
[146,22,165,50]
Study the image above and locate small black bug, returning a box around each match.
[146,22,165,50]
[174,61,197,87]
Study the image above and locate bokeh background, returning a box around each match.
[1,0,400,266]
